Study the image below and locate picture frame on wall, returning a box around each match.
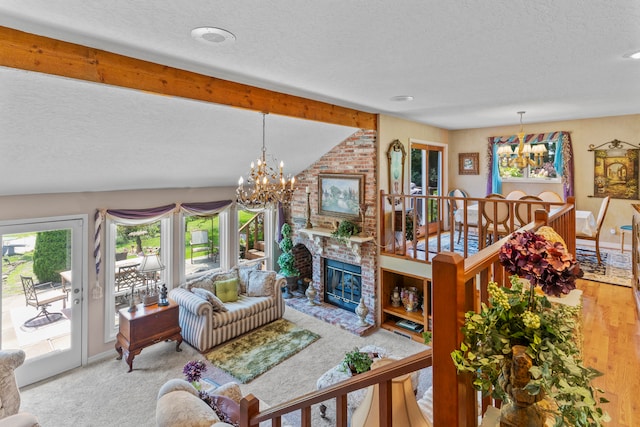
[459,152,479,175]
[318,173,364,219]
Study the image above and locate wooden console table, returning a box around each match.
[115,299,182,372]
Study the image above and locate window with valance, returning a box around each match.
[486,131,575,199]
[94,200,232,341]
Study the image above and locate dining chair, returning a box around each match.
[449,189,478,243]
[505,190,527,200]
[515,195,547,227]
[537,191,563,203]
[481,193,511,247]
[576,196,610,265]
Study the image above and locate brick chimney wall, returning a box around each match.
[287,129,378,323]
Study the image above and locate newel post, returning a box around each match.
[432,251,475,427]
[240,394,260,427]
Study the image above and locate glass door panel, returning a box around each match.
[1,217,84,386]
[411,144,444,235]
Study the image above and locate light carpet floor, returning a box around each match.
[20,306,430,427]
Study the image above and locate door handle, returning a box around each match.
[74,299,80,305]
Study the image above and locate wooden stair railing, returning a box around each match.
[234,197,575,427]
[239,212,264,258]
[238,350,433,427]
[431,199,576,427]
[379,190,570,262]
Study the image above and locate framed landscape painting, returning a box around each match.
[318,173,363,219]
[458,152,479,175]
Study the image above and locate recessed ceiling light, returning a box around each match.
[390,95,414,102]
[191,27,236,45]
[623,50,640,59]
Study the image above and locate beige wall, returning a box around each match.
[449,113,640,245]
[377,114,449,195]
[0,186,236,357]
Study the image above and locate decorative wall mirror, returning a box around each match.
[387,139,406,195]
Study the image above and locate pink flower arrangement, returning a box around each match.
[498,230,582,297]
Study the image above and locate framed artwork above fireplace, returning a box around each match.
[318,173,364,220]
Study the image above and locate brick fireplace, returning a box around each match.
[286,129,378,333]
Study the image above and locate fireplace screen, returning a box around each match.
[324,259,362,312]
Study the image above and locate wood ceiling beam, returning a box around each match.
[0,26,377,130]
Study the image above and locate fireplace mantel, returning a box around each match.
[299,227,374,263]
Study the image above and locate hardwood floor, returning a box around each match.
[579,279,640,427]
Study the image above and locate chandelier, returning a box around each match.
[497,111,547,168]
[236,113,295,210]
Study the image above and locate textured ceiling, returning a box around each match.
[0,1,639,195]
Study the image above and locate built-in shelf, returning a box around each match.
[299,227,374,262]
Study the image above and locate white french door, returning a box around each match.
[0,215,86,386]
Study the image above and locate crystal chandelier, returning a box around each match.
[236,113,295,210]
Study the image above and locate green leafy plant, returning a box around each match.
[451,230,610,426]
[277,223,299,277]
[331,220,358,244]
[340,348,373,374]
[422,331,432,345]
[33,230,70,283]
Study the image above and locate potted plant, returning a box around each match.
[340,348,374,375]
[331,220,358,244]
[451,229,609,426]
[277,222,299,298]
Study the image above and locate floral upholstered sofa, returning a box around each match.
[168,265,286,352]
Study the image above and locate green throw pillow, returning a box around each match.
[215,278,239,303]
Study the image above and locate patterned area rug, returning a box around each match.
[423,233,631,287]
[205,319,320,383]
[575,246,632,287]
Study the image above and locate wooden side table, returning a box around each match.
[115,299,182,372]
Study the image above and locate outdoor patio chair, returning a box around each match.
[114,265,145,304]
[19,275,67,328]
[189,229,211,263]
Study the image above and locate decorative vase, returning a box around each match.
[499,345,545,427]
[391,286,401,307]
[401,287,420,312]
[305,282,317,305]
[355,297,369,326]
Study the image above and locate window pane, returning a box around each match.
[184,215,220,279]
[498,141,558,179]
[114,222,161,320]
[238,208,266,268]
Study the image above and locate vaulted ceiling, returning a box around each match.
[0,1,638,196]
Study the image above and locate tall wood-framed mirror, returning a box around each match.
[387,139,406,196]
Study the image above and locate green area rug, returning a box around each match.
[205,319,320,383]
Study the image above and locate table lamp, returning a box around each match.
[137,254,165,306]
[351,358,430,427]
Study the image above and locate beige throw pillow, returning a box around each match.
[191,288,228,312]
[246,270,276,297]
[186,271,217,294]
[236,263,261,294]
